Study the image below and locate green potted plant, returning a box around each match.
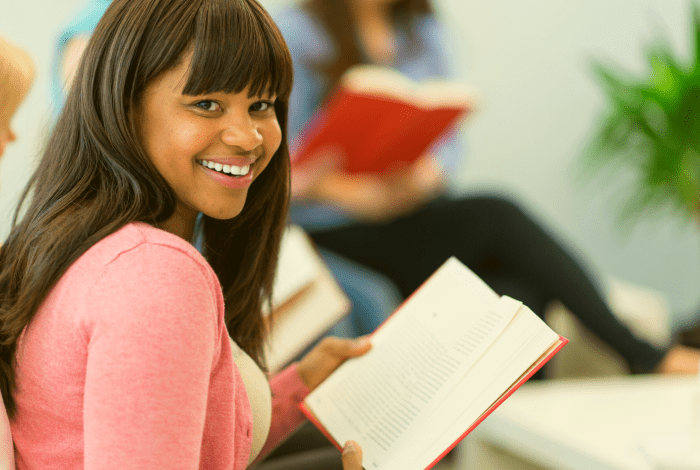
[583,3,700,224]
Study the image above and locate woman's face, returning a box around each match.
[135,54,281,227]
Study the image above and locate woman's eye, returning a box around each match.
[194,100,221,112]
[250,100,275,113]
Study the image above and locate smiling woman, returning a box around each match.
[0,0,368,469]
[135,54,283,239]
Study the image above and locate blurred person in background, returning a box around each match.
[274,0,700,375]
[0,35,34,158]
[52,0,110,112]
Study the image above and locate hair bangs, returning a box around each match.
[182,0,293,101]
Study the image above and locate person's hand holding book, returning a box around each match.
[296,336,372,390]
[401,153,446,202]
[309,155,447,223]
[297,338,369,469]
[341,441,364,470]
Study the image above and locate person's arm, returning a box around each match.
[60,35,89,92]
[257,363,311,458]
[273,8,342,202]
[273,8,330,143]
[81,244,226,469]
[51,0,111,112]
[416,15,465,176]
[0,35,35,157]
[307,157,446,222]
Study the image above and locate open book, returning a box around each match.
[291,65,475,175]
[264,225,351,372]
[300,257,567,470]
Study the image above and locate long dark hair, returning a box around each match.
[0,0,293,418]
[302,0,432,100]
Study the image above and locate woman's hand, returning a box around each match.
[296,336,372,390]
[342,441,363,470]
[307,154,447,223]
[290,149,343,200]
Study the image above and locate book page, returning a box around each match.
[304,258,519,469]
[265,250,350,372]
[269,225,319,311]
[393,306,560,469]
[342,65,475,109]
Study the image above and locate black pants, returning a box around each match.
[307,195,664,373]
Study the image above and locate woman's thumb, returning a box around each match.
[342,441,363,470]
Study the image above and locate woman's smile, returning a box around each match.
[196,156,257,189]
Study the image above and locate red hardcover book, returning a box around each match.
[291,66,476,175]
[299,257,568,470]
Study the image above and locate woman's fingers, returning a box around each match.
[297,336,373,390]
[341,441,363,470]
[320,336,372,358]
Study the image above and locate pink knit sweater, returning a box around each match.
[10,222,310,469]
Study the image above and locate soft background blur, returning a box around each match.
[2,0,699,330]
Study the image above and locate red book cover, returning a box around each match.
[291,66,476,175]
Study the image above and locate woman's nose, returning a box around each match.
[221,116,263,152]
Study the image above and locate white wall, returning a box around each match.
[2,0,699,329]
[435,0,700,329]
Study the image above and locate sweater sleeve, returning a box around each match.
[414,15,465,174]
[80,243,224,469]
[258,363,311,458]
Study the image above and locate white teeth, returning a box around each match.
[198,160,252,177]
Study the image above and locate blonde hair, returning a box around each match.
[0,35,35,131]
